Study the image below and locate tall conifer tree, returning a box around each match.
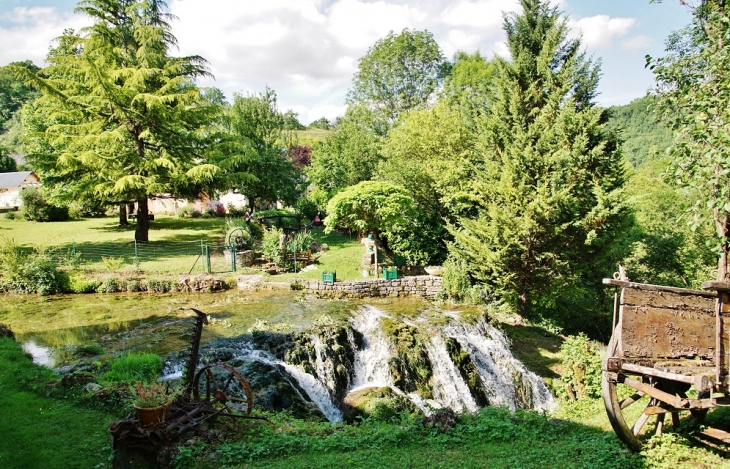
[449,0,626,318]
[17,0,220,241]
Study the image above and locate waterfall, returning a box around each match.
[444,319,555,412]
[348,306,395,392]
[425,334,479,413]
[310,333,340,396]
[234,343,344,422]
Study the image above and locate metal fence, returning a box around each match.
[43,240,209,274]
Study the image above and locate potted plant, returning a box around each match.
[129,380,175,427]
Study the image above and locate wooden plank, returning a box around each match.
[699,428,730,443]
[621,304,716,359]
[622,288,715,311]
[605,278,715,297]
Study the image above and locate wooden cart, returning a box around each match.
[602,273,730,450]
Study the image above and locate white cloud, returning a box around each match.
[621,35,652,51]
[442,0,518,29]
[326,0,427,49]
[0,7,89,67]
[568,15,636,49]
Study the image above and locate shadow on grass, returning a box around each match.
[500,324,563,379]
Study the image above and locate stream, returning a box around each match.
[0,290,555,421]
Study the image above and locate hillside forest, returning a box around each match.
[0,0,724,341]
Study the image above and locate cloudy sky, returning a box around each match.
[0,0,692,124]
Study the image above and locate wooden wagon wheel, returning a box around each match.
[602,334,707,451]
[193,363,254,416]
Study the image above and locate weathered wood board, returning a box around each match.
[620,288,718,360]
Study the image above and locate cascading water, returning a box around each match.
[443,319,555,412]
[348,306,395,392]
[233,342,344,423]
[425,334,479,413]
[310,333,340,396]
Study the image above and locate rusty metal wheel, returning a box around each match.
[193,363,253,416]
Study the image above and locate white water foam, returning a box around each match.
[348,306,394,392]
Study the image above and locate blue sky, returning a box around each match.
[0,0,693,124]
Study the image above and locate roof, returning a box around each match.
[0,171,35,189]
[9,154,26,166]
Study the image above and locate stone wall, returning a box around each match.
[302,275,442,299]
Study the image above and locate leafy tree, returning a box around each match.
[306,105,382,206]
[0,61,40,123]
[620,160,715,287]
[441,51,495,125]
[0,147,17,172]
[307,117,331,130]
[15,1,220,241]
[281,110,305,130]
[348,29,449,129]
[449,0,627,321]
[222,87,300,209]
[324,181,415,277]
[288,145,311,169]
[649,0,730,282]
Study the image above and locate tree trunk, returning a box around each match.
[135,198,150,242]
[118,204,128,226]
[373,228,379,279]
[717,210,730,282]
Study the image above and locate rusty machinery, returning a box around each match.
[602,269,730,451]
[109,308,261,466]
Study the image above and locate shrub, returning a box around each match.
[101,256,125,272]
[262,226,284,265]
[104,353,164,384]
[68,275,102,294]
[439,256,472,302]
[3,211,17,220]
[0,238,65,295]
[20,188,70,222]
[558,333,603,400]
[177,204,196,218]
[294,196,318,221]
[96,277,119,293]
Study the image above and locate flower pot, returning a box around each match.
[424,266,444,276]
[134,403,170,427]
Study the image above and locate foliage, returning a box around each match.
[441,51,496,125]
[348,28,449,128]
[438,256,473,302]
[0,146,17,172]
[557,334,603,400]
[129,380,174,408]
[287,229,315,253]
[17,1,221,242]
[220,87,301,208]
[306,105,383,203]
[68,274,102,293]
[20,187,69,222]
[605,95,673,168]
[262,226,284,265]
[0,60,39,134]
[294,195,319,221]
[281,109,305,130]
[288,144,312,168]
[325,181,416,276]
[0,237,65,295]
[177,204,201,218]
[649,0,730,281]
[103,352,164,385]
[449,0,627,319]
[620,160,715,287]
[307,117,331,130]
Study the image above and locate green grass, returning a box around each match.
[292,128,333,145]
[0,337,115,469]
[276,229,368,282]
[0,215,227,273]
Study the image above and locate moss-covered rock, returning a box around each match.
[342,386,416,423]
[381,319,433,398]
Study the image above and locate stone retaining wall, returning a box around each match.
[302,275,442,299]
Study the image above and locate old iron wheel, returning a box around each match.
[226,227,252,250]
[602,333,704,451]
[193,363,253,416]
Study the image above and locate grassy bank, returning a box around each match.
[0,337,116,469]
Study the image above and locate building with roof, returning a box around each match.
[0,171,41,209]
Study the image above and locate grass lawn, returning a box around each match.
[0,215,227,274]
[0,337,116,469]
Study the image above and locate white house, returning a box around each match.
[0,171,41,209]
